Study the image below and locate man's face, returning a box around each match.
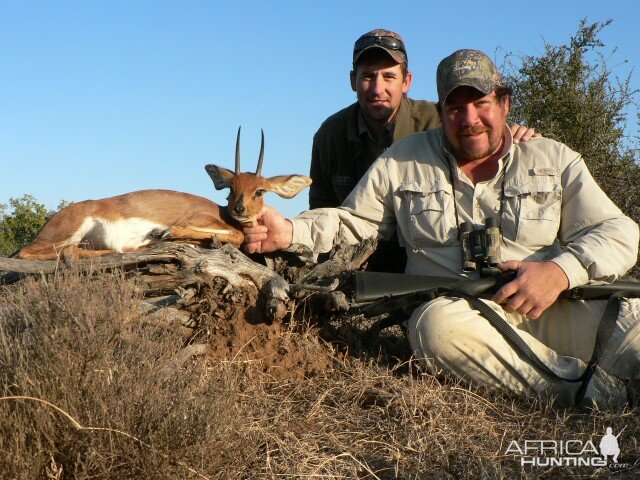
[350,56,412,131]
[441,87,510,162]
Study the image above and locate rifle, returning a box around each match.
[349,270,640,406]
[349,270,640,329]
[349,217,640,308]
[352,270,640,304]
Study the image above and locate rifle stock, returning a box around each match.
[353,271,640,304]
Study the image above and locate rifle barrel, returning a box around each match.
[353,271,640,303]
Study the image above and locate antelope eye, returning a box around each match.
[254,189,265,198]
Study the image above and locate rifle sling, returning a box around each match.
[442,289,623,405]
[351,290,437,318]
[353,287,625,405]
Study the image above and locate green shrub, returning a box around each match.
[0,196,70,256]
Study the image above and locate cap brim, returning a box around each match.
[440,80,501,104]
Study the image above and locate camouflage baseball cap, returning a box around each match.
[353,29,407,66]
[436,49,506,103]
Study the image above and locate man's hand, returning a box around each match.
[510,123,540,143]
[491,260,569,319]
[242,205,293,254]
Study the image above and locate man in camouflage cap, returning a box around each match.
[309,31,534,273]
[308,28,439,273]
[403,49,639,409]
[309,29,437,211]
[244,48,640,409]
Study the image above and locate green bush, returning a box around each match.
[0,195,50,256]
[0,196,71,256]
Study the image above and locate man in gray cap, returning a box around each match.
[309,30,535,273]
[309,29,438,210]
[244,48,639,408]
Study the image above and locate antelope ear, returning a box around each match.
[266,175,312,199]
[205,164,235,190]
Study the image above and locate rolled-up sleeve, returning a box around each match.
[552,149,639,286]
[291,158,397,254]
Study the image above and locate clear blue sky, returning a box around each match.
[1,1,638,218]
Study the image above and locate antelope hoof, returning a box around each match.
[150,228,173,240]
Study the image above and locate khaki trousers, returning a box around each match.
[407,296,640,407]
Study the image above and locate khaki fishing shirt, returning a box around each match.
[291,127,639,287]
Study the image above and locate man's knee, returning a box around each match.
[407,297,470,363]
[605,297,640,378]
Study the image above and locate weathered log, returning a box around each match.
[1,238,378,324]
[299,236,377,285]
[0,256,58,274]
[1,243,291,322]
[287,237,377,302]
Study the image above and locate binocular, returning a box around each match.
[460,217,501,273]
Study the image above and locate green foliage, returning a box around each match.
[0,195,50,256]
[503,19,640,224]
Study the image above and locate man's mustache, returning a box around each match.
[458,126,490,136]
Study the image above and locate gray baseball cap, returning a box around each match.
[353,29,407,66]
[436,49,507,103]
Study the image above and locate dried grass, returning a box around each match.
[1,271,638,479]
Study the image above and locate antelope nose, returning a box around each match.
[233,203,245,215]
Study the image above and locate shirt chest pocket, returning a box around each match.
[399,182,457,247]
[503,178,562,249]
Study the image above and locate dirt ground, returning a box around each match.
[181,278,336,380]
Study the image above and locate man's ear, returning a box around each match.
[350,70,357,92]
[403,71,413,94]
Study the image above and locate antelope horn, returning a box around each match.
[235,126,241,174]
[256,129,265,176]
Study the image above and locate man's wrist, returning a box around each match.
[545,260,570,292]
[282,219,294,249]
[550,252,589,289]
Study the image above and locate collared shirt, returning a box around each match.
[357,109,395,163]
[291,127,639,287]
[441,129,514,236]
